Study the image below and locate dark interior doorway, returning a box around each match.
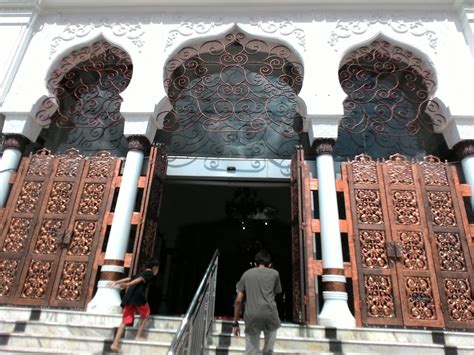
[151,181,293,321]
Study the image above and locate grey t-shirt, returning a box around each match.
[236,266,282,335]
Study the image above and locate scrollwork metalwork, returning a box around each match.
[37,41,132,156]
[335,40,447,160]
[159,31,304,158]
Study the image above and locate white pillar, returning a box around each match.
[313,138,355,328]
[0,135,27,208]
[87,136,149,314]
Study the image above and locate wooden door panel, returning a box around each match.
[13,149,86,306]
[416,157,474,330]
[382,155,444,328]
[346,155,403,326]
[290,147,306,323]
[0,150,55,304]
[49,152,116,308]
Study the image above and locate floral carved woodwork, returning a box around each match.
[0,260,19,296]
[21,260,53,299]
[0,148,117,308]
[405,277,436,320]
[365,275,396,318]
[444,279,474,322]
[56,262,87,301]
[347,153,474,329]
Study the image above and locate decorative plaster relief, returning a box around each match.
[329,16,438,53]
[248,19,305,50]
[164,18,305,51]
[49,18,147,58]
[165,19,225,50]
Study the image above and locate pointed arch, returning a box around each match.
[156,29,306,159]
[334,36,449,161]
[35,39,133,156]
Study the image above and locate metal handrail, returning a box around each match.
[167,249,219,355]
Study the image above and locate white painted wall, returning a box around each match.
[0,1,474,146]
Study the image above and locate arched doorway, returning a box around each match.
[153,30,306,320]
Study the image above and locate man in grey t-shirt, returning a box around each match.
[232,249,282,355]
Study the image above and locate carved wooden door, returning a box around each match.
[346,154,474,330]
[132,143,168,274]
[416,156,474,330]
[345,154,404,326]
[0,149,117,308]
[0,149,56,304]
[290,146,309,323]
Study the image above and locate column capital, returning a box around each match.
[126,135,150,154]
[312,138,336,156]
[453,139,474,160]
[3,133,29,152]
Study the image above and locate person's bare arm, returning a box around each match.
[232,291,244,336]
[108,277,132,288]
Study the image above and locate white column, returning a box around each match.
[0,135,26,208]
[314,139,355,328]
[87,136,148,314]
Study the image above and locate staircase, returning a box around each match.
[1,306,474,354]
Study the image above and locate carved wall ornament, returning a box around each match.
[444,278,474,322]
[359,230,388,268]
[165,19,225,50]
[419,155,449,186]
[392,190,420,225]
[50,19,146,58]
[399,231,427,270]
[56,261,87,301]
[387,154,414,185]
[355,189,384,224]
[21,260,53,299]
[328,17,438,53]
[248,19,306,50]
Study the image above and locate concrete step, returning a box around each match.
[208,320,474,355]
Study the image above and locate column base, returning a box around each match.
[318,291,356,328]
[86,281,122,315]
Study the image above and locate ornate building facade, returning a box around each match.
[1,0,474,331]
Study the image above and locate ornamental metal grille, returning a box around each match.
[157,32,304,158]
[335,40,448,160]
[36,41,132,156]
